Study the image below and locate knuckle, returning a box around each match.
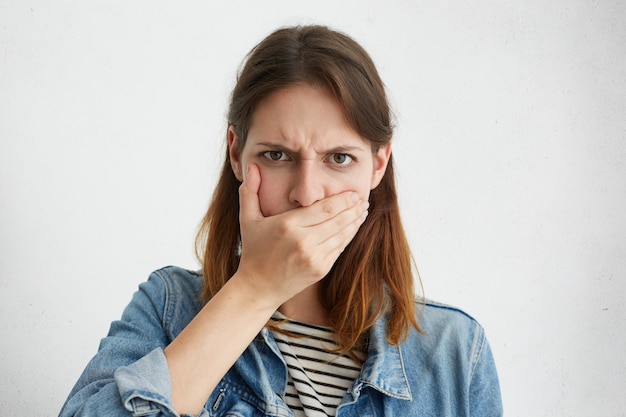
[307,257,325,275]
[332,215,346,228]
[304,257,318,273]
[292,239,307,254]
[321,201,334,215]
[276,218,296,236]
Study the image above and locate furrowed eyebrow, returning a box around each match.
[254,142,366,155]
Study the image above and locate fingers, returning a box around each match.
[315,198,368,256]
[287,195,368,271]
[238,165,369,276]
[295,198,368,279]
[280,190,368,250]
[239,163,262,222]
[297,191,364,227]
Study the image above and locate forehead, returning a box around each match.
[246,84,370,152]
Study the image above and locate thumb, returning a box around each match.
[239,163,263,221]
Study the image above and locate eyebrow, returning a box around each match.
[254,142,367,155]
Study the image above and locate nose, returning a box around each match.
[288,161,326,207]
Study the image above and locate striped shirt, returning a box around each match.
[270,313,366,417]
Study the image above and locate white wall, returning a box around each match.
[1,1,624,415]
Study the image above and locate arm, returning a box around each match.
[164,163,368,415]
[60,164,367,416]
[469,331,503,417]
[59,270,189,417]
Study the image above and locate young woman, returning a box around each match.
[60,25,502,417]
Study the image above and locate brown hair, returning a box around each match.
[196,25,420,354]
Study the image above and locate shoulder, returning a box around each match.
[134,266,205,336]
[418,299,483,334]
[403,299,489,362]
[146,265,204,301]
[397,300,502,414]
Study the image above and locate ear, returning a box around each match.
[370,143,392,190]
[228,125,244,181]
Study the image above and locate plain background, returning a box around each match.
[1,1,625,416]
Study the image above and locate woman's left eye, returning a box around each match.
[329,153,353,166]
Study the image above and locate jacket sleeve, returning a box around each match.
[468,330,503,417]
[58,271,208,417]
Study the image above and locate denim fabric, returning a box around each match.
[59,266,503,417]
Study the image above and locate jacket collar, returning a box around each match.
[352,314,412,400]
[257,314,412,402]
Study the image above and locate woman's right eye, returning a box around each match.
[263,151,288,161]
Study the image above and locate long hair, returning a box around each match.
[196,25,420,354]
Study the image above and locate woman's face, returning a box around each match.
[229,84,391,217]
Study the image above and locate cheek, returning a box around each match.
[348,170,374,200]
[256,177,288,217]
[355,183,373,202]
[253,167,374,216]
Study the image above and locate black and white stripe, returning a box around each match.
[270,313,365,417]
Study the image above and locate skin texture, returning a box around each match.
[164,84,391,415]
[229,84,390,213]
[228,84,391,324]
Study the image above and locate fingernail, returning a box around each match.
[361,201,369,210]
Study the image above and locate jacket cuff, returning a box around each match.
[114,348,209,417]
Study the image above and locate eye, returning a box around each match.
[329,153,353,166]
[263,151,289,161]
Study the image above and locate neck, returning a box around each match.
[279,283,329,326]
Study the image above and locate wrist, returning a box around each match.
[227,270,285,313]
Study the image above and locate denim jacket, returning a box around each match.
[59,266,502,417]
